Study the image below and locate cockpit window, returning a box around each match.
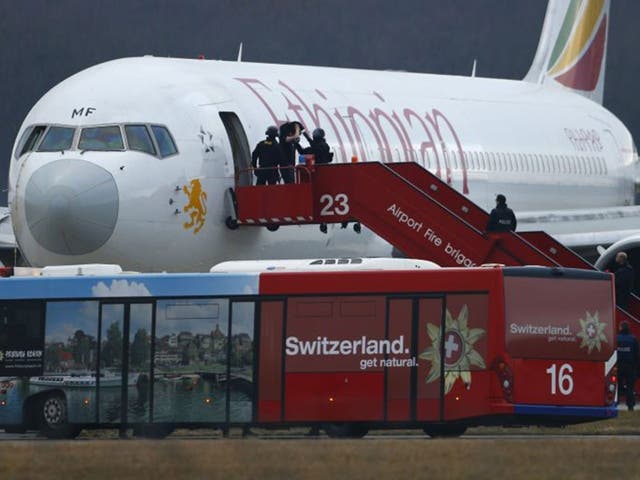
[37,126,75,152]
[79,126,124,151]
[151,125,178,157]
[14,125,47,159]
[125,125,156,155]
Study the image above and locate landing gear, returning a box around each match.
[266,224,280,232]
[225,216,239,230]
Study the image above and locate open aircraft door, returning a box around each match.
[219,112,252,187]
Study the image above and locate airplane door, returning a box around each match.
[219,112,252,186]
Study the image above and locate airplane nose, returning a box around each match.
[25,159,119,255]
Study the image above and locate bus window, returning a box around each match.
[100,303,125,424]
[127,303,153,423]
[0,301,45,377]
[41,301,99,423]
[230,302,255,422]
[154,299,229,423]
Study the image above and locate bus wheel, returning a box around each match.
[323,423,369,438]
[423,424,467,438]
[38,393,80,439]
[133,424,175,439]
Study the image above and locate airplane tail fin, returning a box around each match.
[524,0,609,104]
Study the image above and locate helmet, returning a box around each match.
[312,128,325,140]
[496,194,506,204]
[265,126,278,137]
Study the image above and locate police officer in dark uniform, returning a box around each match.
[278,121,304,184]
[251,126,281,185]
[301,128,334,164]
[617,321,638,411]
[613,251,635,309]
[486,194,517,232]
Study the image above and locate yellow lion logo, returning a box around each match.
[182,179,208,234]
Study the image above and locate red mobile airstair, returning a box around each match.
[227,161,640,336]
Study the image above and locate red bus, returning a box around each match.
[0,262,616,438]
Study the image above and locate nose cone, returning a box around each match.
[25,159,119,255]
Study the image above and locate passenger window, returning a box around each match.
[125,125,156,155]
[79,126,124,151]
[37,126,75,152]
[151,125,178,157]
[15,125,46,159]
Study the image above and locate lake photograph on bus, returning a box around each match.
[0,298,254,428]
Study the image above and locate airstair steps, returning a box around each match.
[231,161,640,334]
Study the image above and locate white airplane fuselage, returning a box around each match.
[8,57,636,271]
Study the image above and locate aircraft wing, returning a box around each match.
[518,205,640,265]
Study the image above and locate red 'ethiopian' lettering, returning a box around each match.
[234,77,469,194]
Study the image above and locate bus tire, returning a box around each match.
[133,424,175,439]
[423,424,467,438]
[323,423,368,438]
[38,393,80,439]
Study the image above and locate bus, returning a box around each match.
[0,262,617,438]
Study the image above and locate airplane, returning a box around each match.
[0,207,17,266]
[6,0,640,274]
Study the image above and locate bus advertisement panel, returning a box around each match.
[504,272,616,407]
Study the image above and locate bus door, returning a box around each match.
[388,294,490,423]
[98,302,153,430]
[385,296,444,421]
[386,297,444,423]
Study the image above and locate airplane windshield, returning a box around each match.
[151,125,177,157]
[79,126,124,151]
[14,125,46,158]
[37,126,75,152]
[17,123,176,157]
[125,125,156,155]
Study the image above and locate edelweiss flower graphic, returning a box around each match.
[576,311,607,354]
[419,305,486,395]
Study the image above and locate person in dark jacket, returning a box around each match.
[301,128,333,164]
[251,126,281,185]
[614,251,635,309]
[617,321,638,410]
[278,121,304,184]
[486,194,517,232]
